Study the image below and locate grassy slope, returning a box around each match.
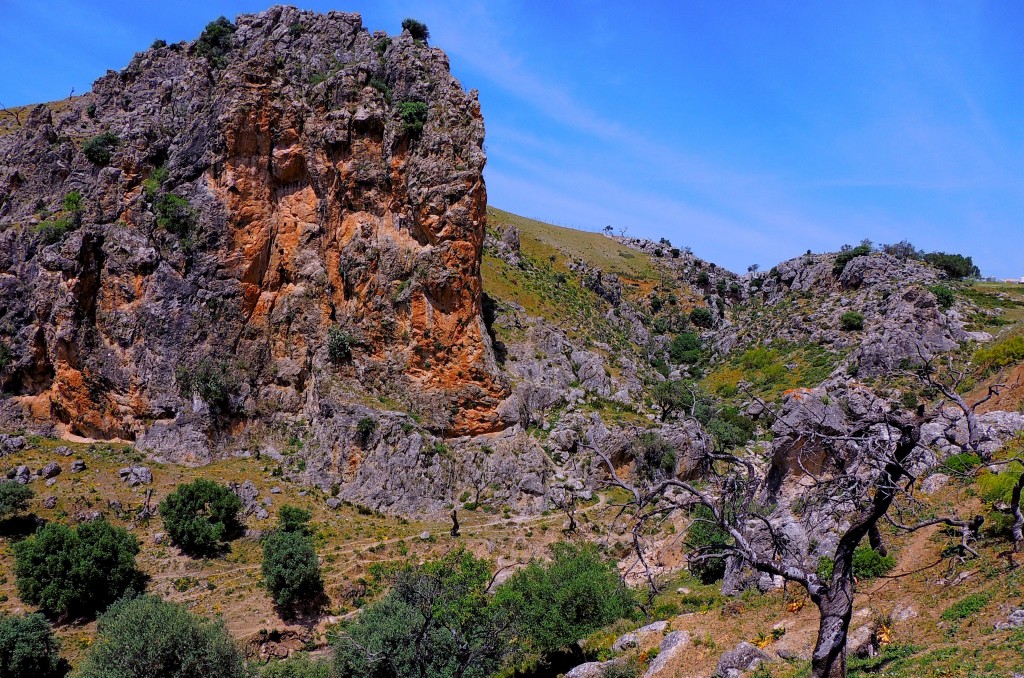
[0,436,615,667]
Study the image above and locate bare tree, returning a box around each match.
[590,400,971,678]
[910,348,1003,460]
[0,102,22,126]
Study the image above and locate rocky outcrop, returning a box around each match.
[0,9,507,486]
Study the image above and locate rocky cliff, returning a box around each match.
[0,7,507,469]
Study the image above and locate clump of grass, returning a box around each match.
[940,593,990,621]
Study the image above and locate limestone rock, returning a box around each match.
[0,6,508,509]
[565,660,624,678]
[715,641,769,677]
[921,473,949,494]
[995,608,1024,630]
[41,461,61,478]
[645,630,691,677]
[119,466,152,486]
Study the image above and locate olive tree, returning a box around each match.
[0,612,67,678]
[160,479,242,555]
[76,595,249,678]
[13,519,142,618]
[0,480,33,521]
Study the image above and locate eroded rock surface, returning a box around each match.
[0,8,509,507]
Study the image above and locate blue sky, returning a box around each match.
[2,1,1021,276]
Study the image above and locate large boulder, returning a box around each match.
[715,641,770,677]
[118,466,152,486]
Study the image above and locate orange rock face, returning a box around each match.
[0,7,507,450]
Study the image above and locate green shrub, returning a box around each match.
[0,612,67,678]
[335,549,514,678]
[686,504,730,583]
[33,218,74,245]
[0,341,11,372]
[840,311,864,331]
[195,16,237,68]
[494,542,634,654]
[928,285,956,310]
[62,190,83,214]
[82,132,120,165]
[689,307,714,329]
[327,326,355,363]
[923,252,980,280]
[154,193,196,237]
[151,38,167,49]
[262,528,323,609]
[398,100,428,136]
[142,165,169,200]
[0,480,33,521]
[974,334,1024,372]
[368,77,392,103]
[706,407,755,450]
[401,18,430,41]
[175,359,234,412]
[850,546,895,579]
[816,555,834,581]
[262,653,334,678]
[941,452,982,477]
[13,520,141,618]
[669,331,702,364]
[277,505,313,534]
[940,593,990,621]
[833,244,872,275]
[631,432,676,481]
[76,595,248,678]
[978,466,1023,504]
[818,547,898,582]
[159,479,242,555]
[356,416,377,441]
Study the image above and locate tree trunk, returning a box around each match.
[868,524,887,557]
[810,587,854,678]
[1011,473,1024,551]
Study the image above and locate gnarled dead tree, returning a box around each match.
[591,399,972,678]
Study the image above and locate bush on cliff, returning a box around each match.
[401,18,430,42]
[82,132,120,166]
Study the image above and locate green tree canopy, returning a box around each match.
[13,520,141,618]
[493,542,634,655]
[689,307,714,329]
[652,379,695,421]
[335,549,516,678]
[159,479,242,556]
[0,480,33,521]
[401,18,429,41]
[76,595,249,678]
[0,612,67,678]
[262,528,323,609]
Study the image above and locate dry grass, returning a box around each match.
[0,435,625,667]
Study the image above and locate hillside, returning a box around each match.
[2,7,1024,678]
